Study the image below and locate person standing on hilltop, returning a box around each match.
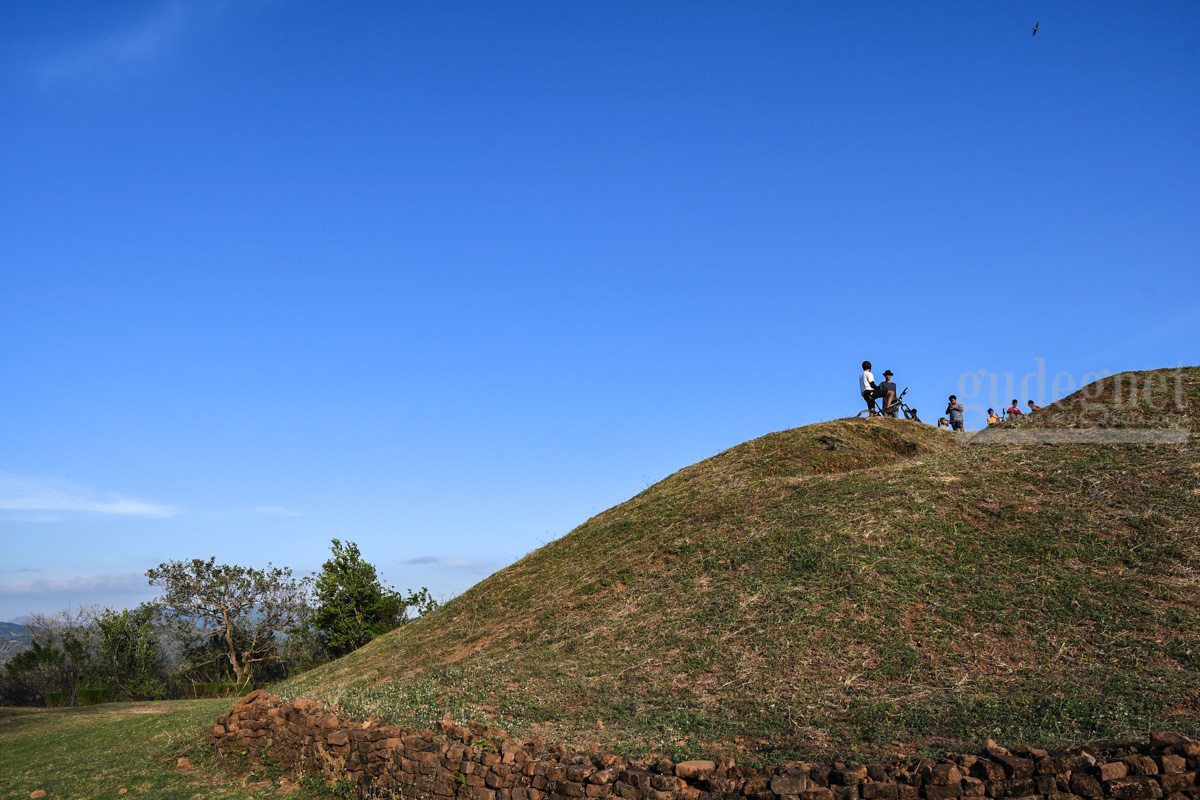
[946,395,965,432]
[860,361,881,415]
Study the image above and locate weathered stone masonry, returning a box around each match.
[210,691,1200,800]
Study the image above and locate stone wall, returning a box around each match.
[209,691,1200,800]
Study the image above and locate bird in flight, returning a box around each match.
[1032,22,1039,36]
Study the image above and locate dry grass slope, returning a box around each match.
[281,367,1200,764]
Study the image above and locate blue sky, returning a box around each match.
[2,2,1197,621]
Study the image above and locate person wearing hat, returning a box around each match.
[877,370,898,416]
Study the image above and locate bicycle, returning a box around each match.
[857,386,921,422]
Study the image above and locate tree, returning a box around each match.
[275,612,330,675]
[2,642,67,705]
[313,539,436,657]
[1,606,97,705]
[147,558,310,685]
[93,605,166,700]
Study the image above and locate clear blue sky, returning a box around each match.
[2,2,1197,621]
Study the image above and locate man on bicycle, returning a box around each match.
[877,370,898,416]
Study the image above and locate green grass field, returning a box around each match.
[0,699,292,800]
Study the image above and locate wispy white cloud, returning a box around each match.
[248,506,303,517]
[11,513,61,524]
[401,556,493,572]
[36,1,198,85]
[0,572,146,596]
[0,472,177,518]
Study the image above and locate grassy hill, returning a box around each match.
[280,367,1200,763]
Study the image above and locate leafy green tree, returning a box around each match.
[147,558,310,685]
[1,641,67,705]
[313,539,436,657]
[93,605,166,700]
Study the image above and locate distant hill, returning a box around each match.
[0,621,31,661]
[280,367,1199,762]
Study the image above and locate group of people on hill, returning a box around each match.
[936,398,1040,429]
[859,361,1043,431]
[983,399,1041,425]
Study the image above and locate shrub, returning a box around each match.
[77,687,109,705]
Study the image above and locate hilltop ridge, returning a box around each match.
[281,367,1200,762]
